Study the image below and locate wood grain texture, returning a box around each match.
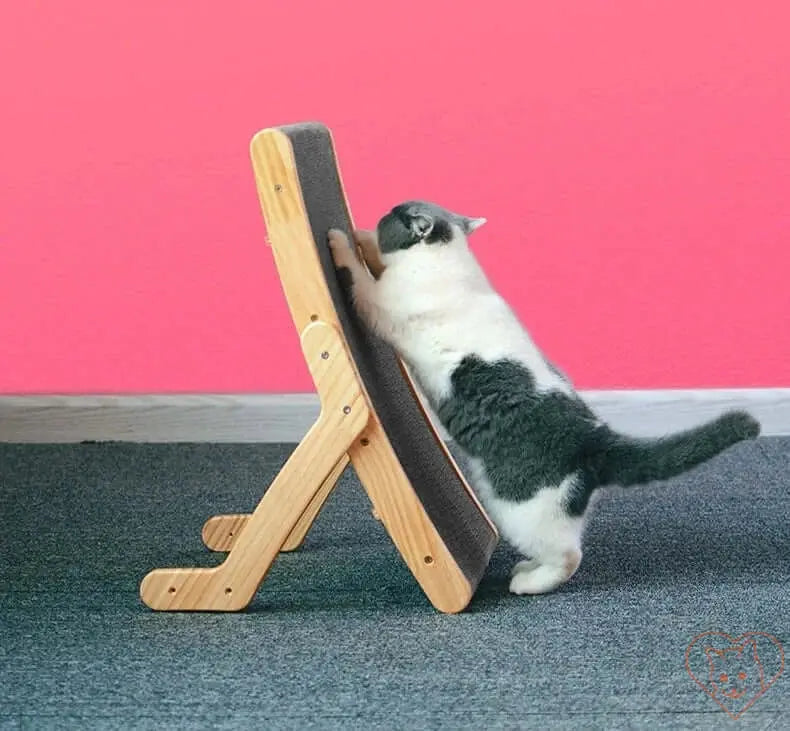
[251,129,339,335]
[250,127,486,612]
[347,419,476,613]
[202,455,349,552]
[139,321,368,611]
[201,513,249,552]
[199,428,479,611]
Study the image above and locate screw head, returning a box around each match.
[274,184,283,192]
[321,351,329,359]
[343,405,351,414]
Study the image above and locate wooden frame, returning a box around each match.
[140,322,368,610]
[140,123,497,614]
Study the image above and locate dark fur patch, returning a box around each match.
[436,356,602,514]
[335,264,353,291]
[436,356,759,516]
[392,205,414,230]
[425,218,453,244]
[378,203,456,253]
[377,210,419,254]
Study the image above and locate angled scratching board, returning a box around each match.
[139,122,498,613]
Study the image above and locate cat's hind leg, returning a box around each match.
[509,548,582,595]
[495,479,585,596]
[511,558,540,574]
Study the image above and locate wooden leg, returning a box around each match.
[139,322,369,611]
[348,417,480,614]
[201,454,349,552]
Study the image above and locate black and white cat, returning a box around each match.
[328,201,760,595]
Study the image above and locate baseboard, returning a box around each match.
[0,389,788,443]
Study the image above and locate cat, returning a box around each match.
[327,201,761,595]
[706,638,767,708]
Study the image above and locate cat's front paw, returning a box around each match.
[352,229,377,251]
[353,229,386,279]
[328,228,355,270]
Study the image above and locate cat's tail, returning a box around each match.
[591,411,760,487]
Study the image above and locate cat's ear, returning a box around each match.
[410,214,434,240]
[461,216,487,235]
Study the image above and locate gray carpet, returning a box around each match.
[1,439,787,730]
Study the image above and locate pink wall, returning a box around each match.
[2,2,788,393]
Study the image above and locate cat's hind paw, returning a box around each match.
[508,549,581,596]
[509,567,565,595]
[511,558,540,576]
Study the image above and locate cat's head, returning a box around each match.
[376,200,486,256]
[705,639,766,701]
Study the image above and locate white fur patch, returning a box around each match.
[371,235,571,408]
[463,457,585,595]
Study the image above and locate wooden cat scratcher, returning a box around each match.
[139,122,498,613]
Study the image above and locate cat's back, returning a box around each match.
[437,355,601,497]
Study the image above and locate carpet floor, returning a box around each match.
[1,439,788,729]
